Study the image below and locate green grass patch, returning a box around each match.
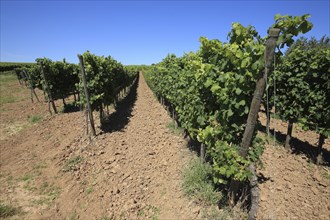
[182,159,248,219]
[183,158,222,205]
[137,209,145,216]
[28,115,43,124]
[137,205,160,220]
[0,73,17,83]
[68,211,78,220]
[63,156,83,172]
[270,112,282,120]
[0,203,21,218]
[23,183,37,192]
[322,171,330,180]
[20,173,34,182]
[0,73,27,106]
[0,175,16,188]
[257,131,284,146]
[33,162,47,170]
[86,186,93,194]
[33,185,61,206]
[0,94,19,105]
[202,207,230,220]
[166,121,184,136]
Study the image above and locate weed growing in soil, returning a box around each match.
[5,175,14,185]
[33,162,47,170]
[201,198,248,220]
[258,132,283,146]
[136,205,160,219]
[63,156,83,172]
[322,171,330,180]
[183,158,222,205]
[86,186,94,194]
[0,73,26,106]
[166,121,184,136]
[0,73,17,83]
[0,95,18,105]
[33,185,60,206]
[28,115,43,124]
[202,206,229,220]
[4,122,29,137]
[182,157,248,219]
[0,203,21,218]
[68,211,78,220]
[137,209,145,216]
[20,173,34,182]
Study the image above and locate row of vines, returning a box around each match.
[15,51,138,130]
[145,14,328,216]
[272,36,329,163]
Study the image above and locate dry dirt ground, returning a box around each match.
[1,73,329,220]
[0,74,203,219]
[257,113,330,220]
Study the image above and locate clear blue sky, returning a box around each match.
[1,0,329,65]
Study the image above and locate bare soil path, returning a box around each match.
[0,73,202,219]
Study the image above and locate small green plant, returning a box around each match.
[148,205,160,220]
[40,182,49,193]
[137,209,145,216]
[201,200,248,220]
[28,115,43,123]
[0,95,18,105]
[23,183,37,192]
[307,160,316,171]
[63,156,83,172]
[202,207,229,220]
[0,73,17,83]
[20,173,37,192]
[68,211,78,220]
[258,130,284,146]
[166,121,184,135]
[183,158,222,205]
[86,186,93,194]
[5,175,14,185]
[322,171,330,180]
[32,182,60,206]
[0,203,21,218]
[20,173,33,182]
[137,205,160,219]
[33,162,47,170]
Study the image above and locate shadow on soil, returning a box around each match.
[100,76,138,133]
[258,125,330,167]
[62,103,81,113]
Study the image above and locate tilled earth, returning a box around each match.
[257,113,330,220]
[0,73,329,219]
[0,74,202,219]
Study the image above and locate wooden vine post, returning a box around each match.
[239,28,280,220]
[285,120,294,149]
[78,54,96,137]
[40,64,57,114]
[23,69,40,103]
[317,134,325,164]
